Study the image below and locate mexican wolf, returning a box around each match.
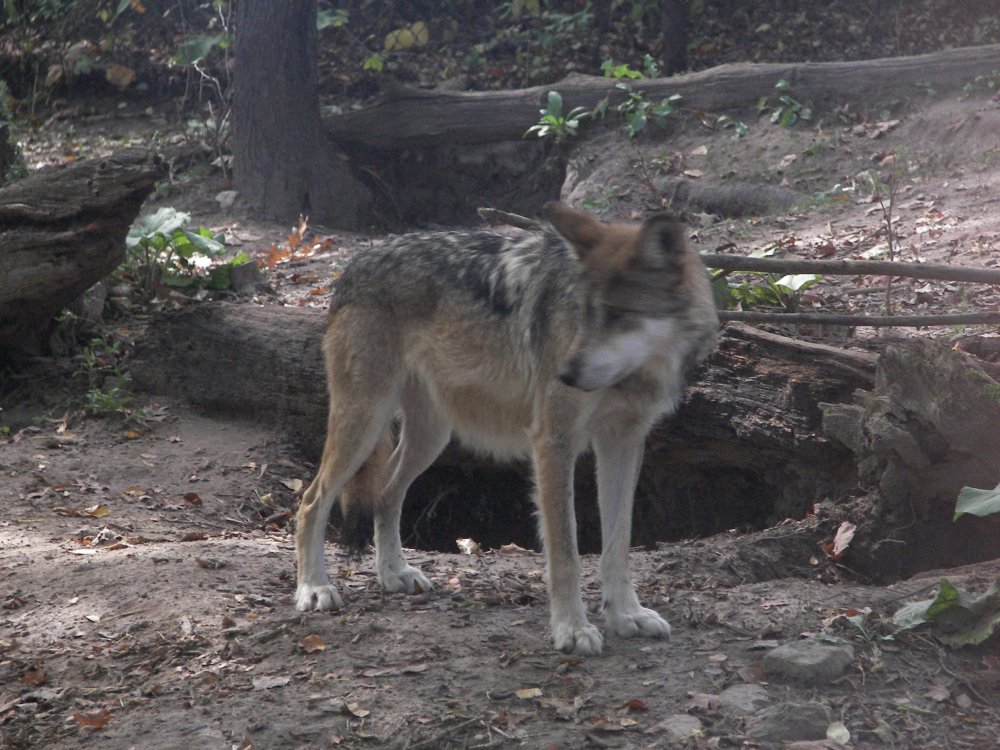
[294,202,718,655]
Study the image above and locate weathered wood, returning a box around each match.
[719,311,1000,327]
[822,339,1000,580]
[0,148,164,356]
[701,253,1000,285]
[132,305,874,547]
[327,44,1000,149]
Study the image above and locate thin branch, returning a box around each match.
[720,311,1000,327]
[699,254,1000,285]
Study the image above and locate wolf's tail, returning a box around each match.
[338,428,392,554]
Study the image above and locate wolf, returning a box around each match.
[294,202,718,656]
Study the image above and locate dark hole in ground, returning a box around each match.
[398,453,776,555]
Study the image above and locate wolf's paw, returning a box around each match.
[295,583,344,612]
[379,565,433,595]
[551,620,603,656]
[605,604,671,639]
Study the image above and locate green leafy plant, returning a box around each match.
[893,578,1000,647]
[717,269,822,311]
[716,113,749,138]
[76,332,133,418]
[954,484,1000,521]
[758,79,812,127]
[601,59,644,80]
[596,60,681,138]
[525,90,588,142]
[124,207,246,296]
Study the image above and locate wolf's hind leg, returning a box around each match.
[593,426,671,639]
[295,331,401,612]
[374,381,451,594]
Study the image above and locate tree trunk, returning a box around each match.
[232,0,370,228]
[0,148,163,358]
[324,44,1000,149]
[660,0,689,75]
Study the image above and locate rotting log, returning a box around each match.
[0,148,164,357]
[326,44,1000,149]
[822,339,1000,580]
[132,303,874,553]
[133,302,1000,576]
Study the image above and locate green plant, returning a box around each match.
[615,84,682,137]
[716,114,748,138]
[758,79,812,127]
[76,332,133,417]
[595,59,681,138]
[601,59,644,80]
[123,207,246,296]
[716,268,822,311]
[525,90,588,142]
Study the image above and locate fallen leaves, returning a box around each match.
[299,634,326,654]
[73,707,112,729]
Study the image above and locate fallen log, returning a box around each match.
[326,44,1000,149]
[132,303,873,553]
[0,148,164,357]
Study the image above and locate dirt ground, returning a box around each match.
[4,62,1000,750]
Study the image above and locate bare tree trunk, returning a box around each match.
[660,0,689,74]
[232,0,370,228]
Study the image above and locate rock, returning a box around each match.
[745,701,832,742]
[718,683,770,717]
[763,639,854,684]
[644,713,703,742]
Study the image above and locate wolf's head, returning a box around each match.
[546,201,716,391]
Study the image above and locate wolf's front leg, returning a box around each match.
[533,431,603,656]
[593,427,671,639]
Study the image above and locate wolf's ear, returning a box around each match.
[638,213,687,266]
[545,201,605,257]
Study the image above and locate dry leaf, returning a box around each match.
[280,478,303,492]
[456,537,482,556]
[516,687,543,699]
[105,63,136,90]
[343,702,370,718]
[831,521,856,558]
[84,504,110,518]
[619,699,649,712]
[251,675,290,691]
[299,634,326,654]
[499,543,534,556]
[20,667,47,686]
[73,708,112,729]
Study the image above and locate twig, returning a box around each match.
[720,310,1000,327]
[477,207,541,231]
[699,254,1000,285]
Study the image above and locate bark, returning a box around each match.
[324,44,1000,149]
[659,0,689,75]
[822,339,1000,580]
[0,148,163,357]
[232,0,370,228]
[131,304,874,548]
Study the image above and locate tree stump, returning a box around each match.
[0,148,164,357]
[822,339,1000,579]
